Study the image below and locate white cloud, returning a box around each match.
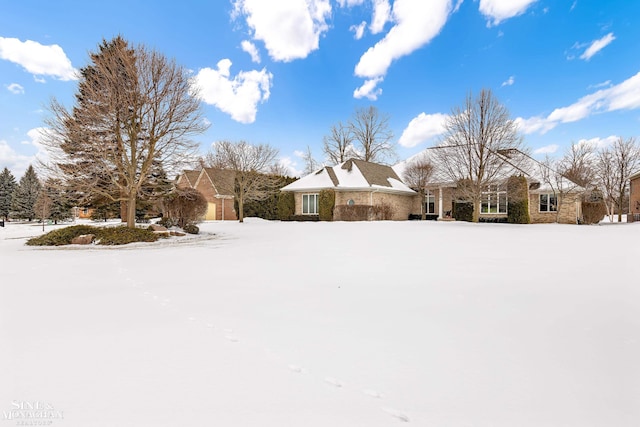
[576,135,618,150]
[6,83,24,94]
[588,80,611,90]
[353,77,383,100]
[580,32,615,61]
[337,0,365,6]
[501,75,515,87]
[517,70,640,134]
[478,0,538,27]
[293,150,305,158]
[533,144,559,154]
[193,59,273,124]
[370,0,391,34]
[279,156,304,177]
[350,21,367,39]
[233,0,331,62]
[0,128,51,177]
[398,112,448,147]
[354,0,452,83]
[0,37,77,81]
[241,40,261,63]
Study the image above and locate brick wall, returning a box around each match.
[194,176,237,221]
[629,175,640,222]
[529,191,580,224]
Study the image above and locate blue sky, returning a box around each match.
[1,0,639,178]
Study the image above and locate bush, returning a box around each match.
[26,225,159,246]
[318,189,335,221]
[289,215,319,221]
[479,217,508,223]
[164,187,207,228]
[582,201,607,224]
[183,224,199,234]
[26,225,98,246]
[97,227,158,245]
[452,201,473,222]
[157,216,175,228]
[278,192,295,220]
[372,202,395,220]
[507,175,530,224]
[333,205,372,221]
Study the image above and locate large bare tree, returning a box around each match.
[402,154,434,220]
[435,89,523,222]
[596,137,640,222]
[349,106,396,164]
[559,141,596,189]
[323,121,355,164]
[205,140,279,223]
[43,36,206,227]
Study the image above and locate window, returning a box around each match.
[425,190,436,214]
[539,193,557,212]
[302,193,319,214]
[481,185,507,214]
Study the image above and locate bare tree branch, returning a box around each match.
[349,106,396,164]
[323,121,355,164]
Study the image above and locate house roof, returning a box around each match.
[630,170,640,181]
[393,146,584,193]
[282,158,416,195]
[197,167,236,196]
[178,170,201,188]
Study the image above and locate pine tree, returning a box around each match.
[12,165,42,221]
[0,167,17,221]
[43,178,72,224]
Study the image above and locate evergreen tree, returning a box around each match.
[0,167,17,221]
[43,178,72,224]
[12,165,42,221]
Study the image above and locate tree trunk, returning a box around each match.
[238,196,244,223]
[126,192,137,228]
[420,190,426,221]
[472,199,480,222]
[617,195,624,223]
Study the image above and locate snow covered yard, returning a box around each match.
[1,219,638,427]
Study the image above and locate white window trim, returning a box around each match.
[481,184,507,214]
[539,193,558,213]
[425,190,436,215]
[302,193,319,215]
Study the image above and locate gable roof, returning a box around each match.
[196,167,236,196]
[282,158,415,194]
[177,170,201,188]
[630,170,640,181]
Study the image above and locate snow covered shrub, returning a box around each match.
[183,224,199,234]
[277,192,295,220]
[97,227,158,245]
[507,175,530,224]
[157,216,175,228]
[26,225,97,246]
[319,189,335,221]
[165,187,207,228]
[26,225,159,246]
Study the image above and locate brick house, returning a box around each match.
[392,148,586,224]
[281,158,418,220]
[629,171,640,222]
[177,168,237,221]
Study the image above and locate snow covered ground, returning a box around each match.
[1,219,638,427]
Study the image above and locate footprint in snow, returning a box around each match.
[363,389,383,398]
[225,335,239,342]
[324,377,344,388]
[382,407,410,423]
[288,365,307,374]
[188,316,197,322]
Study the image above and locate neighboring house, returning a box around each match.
[629,171,640,222]
[177,168,237,221]
[281,158,417,221]
[393,147,586,224]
